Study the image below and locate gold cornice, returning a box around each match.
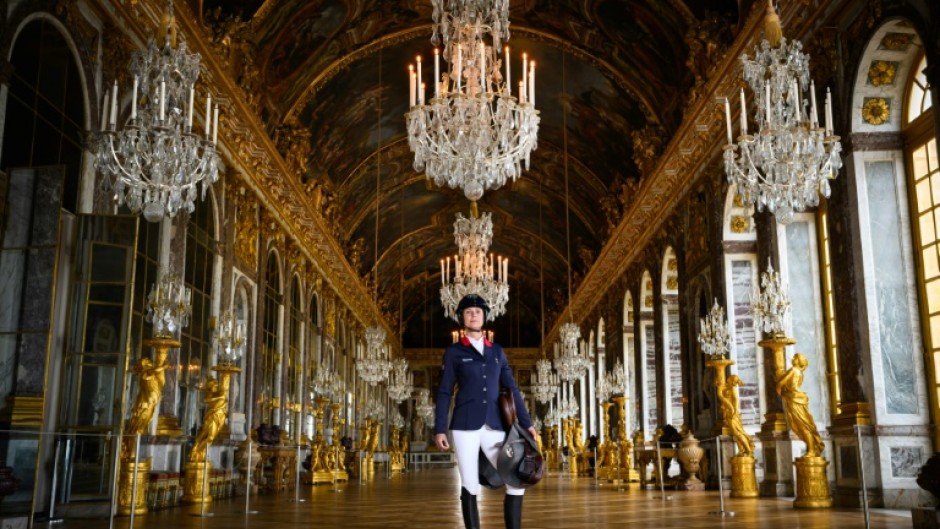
[543,0,837,345]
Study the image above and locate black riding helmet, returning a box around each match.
[455,294,490,325]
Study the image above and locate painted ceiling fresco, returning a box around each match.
[194,0,744,347]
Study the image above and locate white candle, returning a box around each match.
[724,97,733,144]
[456,44,463,93]
[446,257,450,283]
[110,81,118,127]
[479,42,486,91]
[434,48,440,98]
[825,88,833,135]
[503,258,508,282]
[519,80,524,103]
[101,89,109,131]
[409,65,415,107]
[810,81,818,127]
[521,53,528,104]
[529,61,536,106]
[765,81,771,124]
[212,105,219,144]
[416,55,422,103]
[440,259,445,285]
[131,76,138,121]
[504,46,510,95]
[205,94,212,139]
[187,86,194,128]
[159,79,166,121]
[739,88,747,136]
[419,82,425,105]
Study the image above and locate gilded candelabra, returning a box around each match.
[330,402,348,481]
[706,356,759,498]
[611,395,638,482]
[309,395,333,484]
[595,402,614,480]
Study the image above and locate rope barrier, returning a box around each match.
[855,425,871,529]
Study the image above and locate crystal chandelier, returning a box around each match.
[609,358,627,395]
[554,322,587,382]
[698,299,732,359]
[406,0,539,201]
[414,388,435,421]
[387,358,414,402]
[145,267,191,338]
[544,408,559,427]
[558,391,579,419]
[596,370,612,403]
[214,310,246,367]
[440,204,509,320]
[751,260,791,335]
[311,366,335,397]
[723,2,842,225]
[531,357,558,404]
[95,0,220,223]
[357,325,390,385]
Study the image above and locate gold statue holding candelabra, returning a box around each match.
[118,271,190,515]
[183,310,244,504]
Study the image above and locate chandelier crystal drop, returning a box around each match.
[387,358,415,403]
[751,260,791,335]
[723,26,842,225]
[698,299,732,359]
[440,207,510,320]
[95,0,221,223]
[554,322,588,382]
[531,357,558,404]
[406,0,539,201]
[145,267,192,338]
[357,325,391,385]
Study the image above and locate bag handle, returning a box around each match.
[498,387,517,429]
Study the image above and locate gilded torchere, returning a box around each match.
[776,353,832,508]
[708,357,758,498]
[596,401,614,480]
[183,364,239,504]
[309,395,333,484]
[117,337,174,515]
[611,395,638,482]
[330,402,348,481]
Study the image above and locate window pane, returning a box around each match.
[928,138,938,172]
[914,145,929,179]
[920,211,936,242]
[917,179,932,212]
[924,245,940,279]
[927,278,940,313]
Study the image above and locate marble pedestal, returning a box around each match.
[758,431,794,497]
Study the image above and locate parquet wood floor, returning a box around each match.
[57,468,913,529]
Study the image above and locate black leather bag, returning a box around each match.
[495,388,545,488]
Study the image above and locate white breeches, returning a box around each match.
[452,426,525,496]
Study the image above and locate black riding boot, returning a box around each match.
[460,487,480,529]
[504,494,523,529]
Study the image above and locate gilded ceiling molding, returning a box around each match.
[542,0,833,346]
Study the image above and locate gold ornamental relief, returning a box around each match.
[880,32,914,51]
[867,60,898,86]
[731,215,750,233]
[644,295,653,308]
[862,98,890,126]
[666,277,679,290]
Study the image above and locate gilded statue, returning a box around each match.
[718,375,755,456]
[367,421,380,454]
[776,354,824,457]
[122,356,168,460]
[190,376,228,462]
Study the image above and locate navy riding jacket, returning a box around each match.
[434,336,532,434]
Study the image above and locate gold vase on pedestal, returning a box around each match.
[117,336,176,515]
[183,364,239,504]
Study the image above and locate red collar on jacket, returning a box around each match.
[460,335,492,348]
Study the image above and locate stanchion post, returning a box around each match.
[654,441,672,500]
[359,450,364,485]
[856,425,871,529]
[129,434,141,527]
[107,433,121,529]
[289,444,306,503]
[244,439,258,514]
[708,437,734,516]
[44,436,64,524]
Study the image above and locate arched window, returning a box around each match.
[286,275,303,435]
[261,252,282,424]
[906,55,933,124]
[622,290,636,434]
[661,247,683,426]
[181,194,218,431]
[639,270,657,435]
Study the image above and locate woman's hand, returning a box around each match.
[528,426,539,440]
[434,433,450,451]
